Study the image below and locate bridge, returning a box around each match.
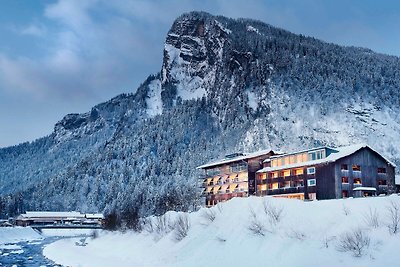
[31,224,103,232]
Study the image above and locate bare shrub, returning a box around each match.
[154,214,174,237]
[322,236,336,248]
[337,228,371,257]
[141,217,154,234]
[342,205,351,216]
[286,229,307,241]
[363,207,380,229]
[387,200,400,234]
[201,208,216,224]
[248,208,266,236]
[90,230,99,239]
[263,199,284,226]
[174,214,191,241]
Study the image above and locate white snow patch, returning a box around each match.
[41,228,96,237]
[44,195,400,267]
[247,25,261,35]
[146,79,162,117]
[0,227,42,245]
[246,90,259,110]
[214,20,232,34]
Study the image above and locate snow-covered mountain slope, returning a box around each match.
[44,195,400,267]
[1,11,400,219]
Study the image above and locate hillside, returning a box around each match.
[44,195,400,267]
[1,11,400,220]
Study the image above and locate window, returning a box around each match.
[308,152,316,161]
[294,168,304,176]
[283,170,291,177]
[377,168,387,174]
[341,164,348,170]
[352,165,361,171]
[353,178,362,184]
[342,190,349,198]
[378,179,387,185]
[307,167,316,175]
[341,177,349,183]
[307,179,316,187]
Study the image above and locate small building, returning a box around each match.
[85,213,105,225]
[256,144,396,200]
[16,211,85,226]
[197,149,277,206]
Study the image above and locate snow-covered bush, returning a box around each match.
[263,199,284,226]
[174,214,190,241]
[337,228,371,257]
[201,208,216,224]
[387,200,400,234]
[248,208,266,236]
[363,207,380,229]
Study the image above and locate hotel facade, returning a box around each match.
[198,144,396,205]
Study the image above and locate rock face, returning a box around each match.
[1,11,400,218]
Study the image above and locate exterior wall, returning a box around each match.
[315,164,336,200]
[201,152,274,206]
[335,148,395,198]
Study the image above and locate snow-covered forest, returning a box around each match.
[1,12,400,224]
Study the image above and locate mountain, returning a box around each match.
[1,11,400,222]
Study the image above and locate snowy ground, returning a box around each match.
[0,227,42,245]
[44,195,400,267]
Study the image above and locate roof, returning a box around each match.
[85,213,104,219]
[197,149,275,169]
[257,144,396,173]
[267,146,336,161]
[20,211,85,219]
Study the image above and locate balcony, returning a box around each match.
[353,183,363,188]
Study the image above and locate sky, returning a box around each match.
[0,0,399,148]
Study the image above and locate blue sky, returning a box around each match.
[0,0,399,147]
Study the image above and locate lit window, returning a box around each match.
[283,170,291,177]
[307,179,316,186]
[342,177,349,183]
[307,167,316,175]
[353,178,362,184]
[352,165,361,171]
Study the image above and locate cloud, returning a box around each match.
[21,24,46,37]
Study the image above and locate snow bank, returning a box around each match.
[44,195,400,267]
[0,227,42,245]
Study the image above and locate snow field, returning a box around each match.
[44,195,400,267]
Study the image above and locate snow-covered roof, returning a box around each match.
[258,144,396,173]
[197,149,275,169]
[266,146,336,162]
[85,213,104,219]
[21,211,84,219]
[352,187,377,191]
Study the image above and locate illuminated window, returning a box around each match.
[271,172,278,178]
[294,168,303,175]
[353,178,362,184]
[352,165,361,171]
[342,177,349,183]
[307,167,316,175]
[341,164,348,170]
[284,181,291,188]
[377,168,386,174]
[259,184,267,191]
[272,182,279,189]
[283,170,291,177]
